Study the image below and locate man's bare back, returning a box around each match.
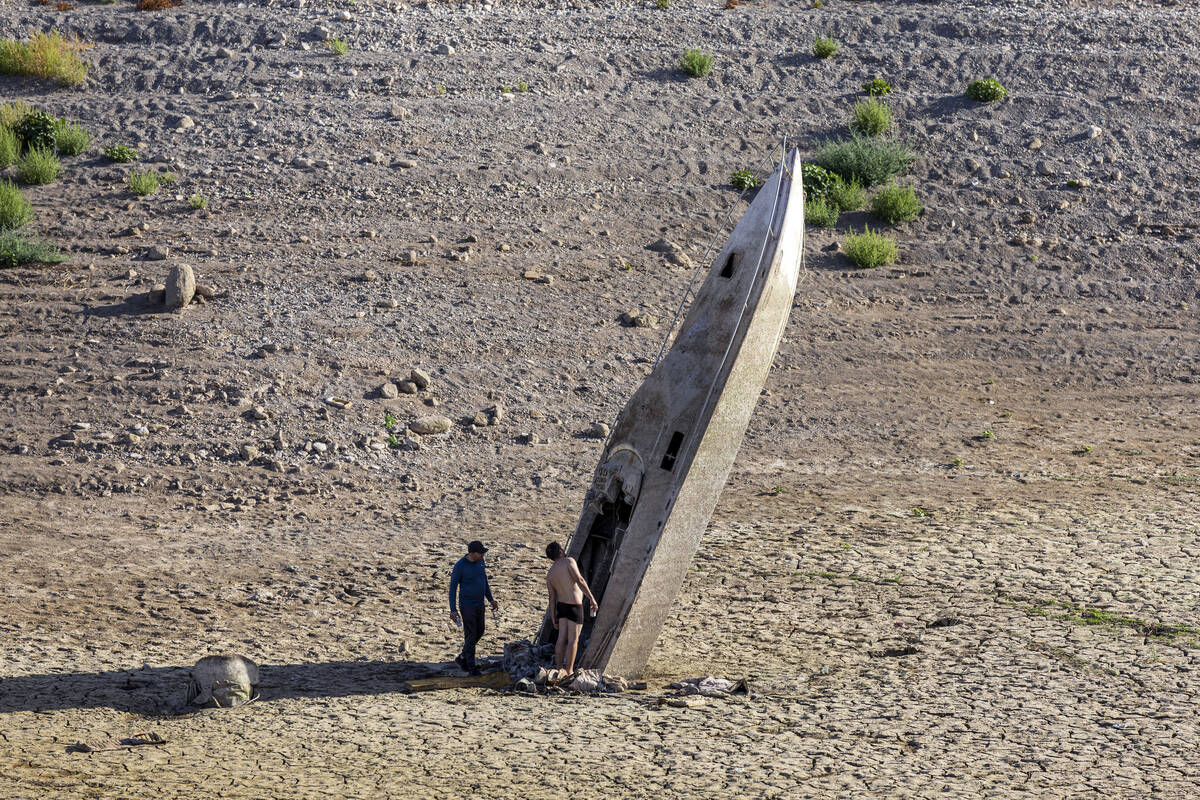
[547,557,585,605]
[543,541,598,673]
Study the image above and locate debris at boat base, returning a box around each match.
[68,731,166,753]
[403,671,512,693]
[667,675,751,699]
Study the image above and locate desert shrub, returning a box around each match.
[103,144,138,162]
[800,162,837,201]
[0,230,64,268]
[17,147,60,185]
[827,174,866,211]
[127,168,159,196]
[812,36,838,59]
[862,78,891,97]
[0,126,18,168]
[328,38,348,56]
[136,0,181,9]
[871,182,922,224]
[804,196,838,228]
[730,169,760,191]
[15,110,59,151]
[844,226,897,268]
[0,179,33,230]
[0,31,88,87]
[54,120,90,155]
[679,48,713,78]
[850,98,893,136]
[188,193,207,210]
[966,78,1007,102]
[0,101,34,130]
[815,134,915,187]
[656,0,669,7]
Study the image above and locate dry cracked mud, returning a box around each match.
[1,0,1198,797]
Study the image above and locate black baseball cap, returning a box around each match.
[467,540,488,554]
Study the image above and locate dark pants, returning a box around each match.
[459,605,485,669]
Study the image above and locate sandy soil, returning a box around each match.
[1,0,1199,797]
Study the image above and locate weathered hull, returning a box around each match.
[540,148,805,678]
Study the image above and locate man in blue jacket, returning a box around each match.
[449,540,499,675]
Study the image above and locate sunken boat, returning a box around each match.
[537,147,806,677]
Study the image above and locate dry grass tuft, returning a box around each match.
[0,31,89,87]
[137,0,181,10]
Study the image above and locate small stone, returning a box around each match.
[486,404,504,425]
[396,159,417,169]
[472,412,489,427]
[389,106,410,119]
[170,114,195,131]
[215,47,234,59]
[409,415,452,435]
[589,421,610,438]
[377,298,400,309]
[379,382,399,399]
[398,380,418,394]
[240,443,260,461]
[1027,137,1044,151]
[311,441,328,453]
[1036,161,1054,176]
[1049,307,1068,316]
[194,283,217,300]
[164,264,196,309]
[146,245,169,261]
[434,43,454,55]
[1086,125,1103,139]
[409,369,431,390]
[362,269,379,282]
[619,311,657,328]
[251,406,269,420]
[1020,211,1037,224]
[822,241,842,252]
[368,151,385,164]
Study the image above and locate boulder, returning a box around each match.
[186,655,259,708]
[164,264,195,309]
[409,415,452,435]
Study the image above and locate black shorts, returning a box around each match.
[556,602,584,624]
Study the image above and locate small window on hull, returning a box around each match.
[660,431,685,470]
[719,252,739,279]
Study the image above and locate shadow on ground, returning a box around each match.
[0,659,450,715]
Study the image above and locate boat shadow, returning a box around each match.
[0,658,453,716]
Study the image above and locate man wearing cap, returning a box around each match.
[449,540,499,675]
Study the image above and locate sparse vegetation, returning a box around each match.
[980,429,996,440]
[850,98,893,137]
[966,78,1008,102]
[0,230,64,268]
[0,180,33,230]
[804,196,838,228]
[730,169,760,191]
[0,31,89,87]
[1074,444,1093,455]
[844,225,897,268]
[871,182,922,224]
[161,170,177,184]
[516,79,529,92]
[800,162,836,201]
[862,78,892,97]
[14,110,59,152]
[827,174,866,211]
[17,147,60,185]
[102,144,138,163]
[0,126,18,168]
[815,134,915,187]
[679,47,713,78]
[188,193,207,210]
[950,457,963,468]
[328,38,348,56]
[127,168,159,196]
[0,101,34,130]
[812,36,838,59]
[655,0,669,8]
[53,120,89,155]
[136,0,181,9]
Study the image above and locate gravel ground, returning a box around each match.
[1,0,1198,797]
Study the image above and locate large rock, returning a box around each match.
[409,415,452,435]
[186,655,259,708]
[164,264,195,309]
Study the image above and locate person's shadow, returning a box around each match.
[0,659,454,716]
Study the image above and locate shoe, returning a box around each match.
[453,654,465,668]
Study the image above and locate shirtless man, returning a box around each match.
[544,541,599,674]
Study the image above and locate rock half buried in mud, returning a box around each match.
[164,264,195,309]
[186,655,259,708]
[619,311,657,328]
[409,415,452,435]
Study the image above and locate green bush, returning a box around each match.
[0,179,32,230]
[656,0,669,8]
[827,174,866,211]
[730,169,760,191]
[871,182,922,224]
[0,31,88,87]
[815,134,915,187]
[0,230,64,268]
[188,193,207,210]
[804,196,838,228]
[679,48,713,78]
[844,225,897,268]
[102,144,138,163]
[801,162,837,201]
[850,98,893,137]
[862,78,891,97]
[127,168,159,196]
[54,121,90,155]
[328,38,348,56]
[15,110,58,151]
[0,126,18,168]
[812,36,838,59]
[966,78,1007,102]
[17,147,60,185]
